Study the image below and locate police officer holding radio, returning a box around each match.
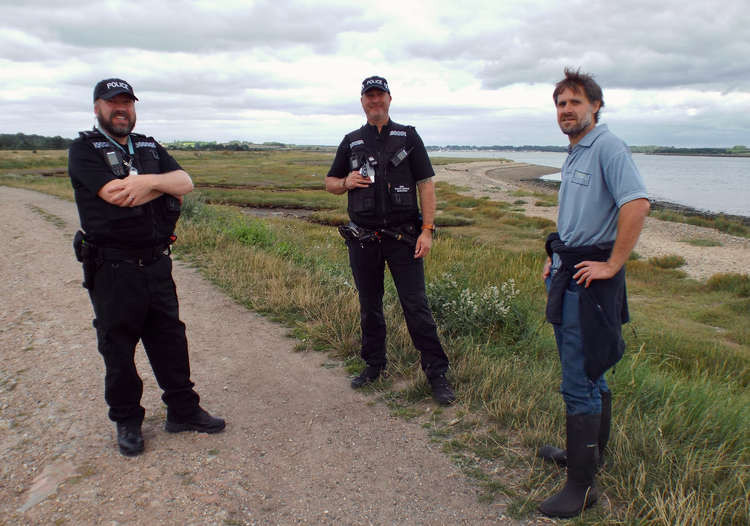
[68,78,225,457]
[325,76,455,405]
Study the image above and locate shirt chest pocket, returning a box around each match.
[570,169,591,186]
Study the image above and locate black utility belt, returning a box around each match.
[75,230,175,266]
[98,245,171,266]
[338,221,418,246]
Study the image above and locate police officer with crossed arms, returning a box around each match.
[68,78,225,457]
[325,76,455,405]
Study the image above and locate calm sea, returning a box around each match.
[431,150,750,217]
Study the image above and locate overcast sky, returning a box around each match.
[1,0,749,147]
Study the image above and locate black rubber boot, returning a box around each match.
[538,413,600,518]
[598,390,612,465]
[537,443,567,466]
[537,390,612,468]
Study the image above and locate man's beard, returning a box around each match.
[97,111,135,138]
[560,112,592,137]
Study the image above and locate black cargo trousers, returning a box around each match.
[88,253,200,424]
[346,234,449,379]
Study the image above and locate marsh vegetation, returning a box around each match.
[2,149,747,525]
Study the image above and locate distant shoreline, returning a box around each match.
[430,148,750,158]
[644,152,750,158]
[479,160,750,223]
[646,200,750,224]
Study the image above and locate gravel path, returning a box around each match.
[1,186,547,525]
[435,161,750,281]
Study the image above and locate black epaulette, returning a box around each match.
[78,128,104,140]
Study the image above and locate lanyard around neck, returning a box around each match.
[96,126,134,156]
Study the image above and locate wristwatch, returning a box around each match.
[421,224,436,232]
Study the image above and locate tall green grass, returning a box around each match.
[175,197,748,525]
[0,149,68,172]
[196,187,343,210]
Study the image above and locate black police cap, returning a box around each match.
[93,78,138,102]
[361,76,390,95]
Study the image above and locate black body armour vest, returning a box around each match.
[345,121,420,228]
[73,129,181,249]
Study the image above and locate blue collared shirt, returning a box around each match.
[556,124,648,248]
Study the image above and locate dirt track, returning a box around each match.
[1,186,550,525]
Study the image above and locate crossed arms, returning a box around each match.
[98,170,193,207]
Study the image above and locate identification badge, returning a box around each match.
[123,157,138,176]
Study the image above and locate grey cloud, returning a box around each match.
[403,1,750,92]
[136,71,299,97]
[0,30,51,62]
[1,0,376,56]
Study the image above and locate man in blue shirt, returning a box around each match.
[538,68,650,518]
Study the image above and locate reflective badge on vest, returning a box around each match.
[349,139,364,148]
[389,130,406,137]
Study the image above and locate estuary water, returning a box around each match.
[431,150,750,217]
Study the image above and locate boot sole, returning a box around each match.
[350,370,385,389]
[165,421,226,434]
[118,443,144,457]
[433,394,456,406]
[539,496,598,518]
[350,377,379,389]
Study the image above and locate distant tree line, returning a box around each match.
[2,133,748,156]
[631,145,749,156]
[0,133,73,150]
[163,140,334,152]
[427,144,568,152]
[165,140,280,151]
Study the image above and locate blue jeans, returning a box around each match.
[547,273,608,415]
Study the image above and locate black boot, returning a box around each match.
[429,374,456,406]
[116,420,144,457]
[538,413,600,518]
[165,407,226,434]
[598,390,612,466]
[537,390,612,468]
[537,443,568,466]
[350,365,384,389]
